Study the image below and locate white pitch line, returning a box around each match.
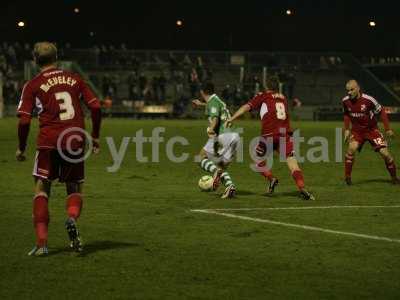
[192,205,400,212]
[191,209,400,244]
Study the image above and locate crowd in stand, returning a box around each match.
[0,42,330,110]
[0,42,33,106]
[3,41,400,113]
[0,41,300,113]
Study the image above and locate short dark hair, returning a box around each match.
[201,81,215,95]
[33,42,58,67]
[266,76,280,92]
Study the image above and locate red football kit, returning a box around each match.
[246,90,305,191]
[342,93,389,151]
[247,91,293,157]
[342,92,398,181]
[17,67,101,182]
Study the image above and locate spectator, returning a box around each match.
[138,73,148,100]
[127,71,138,100]
[7,44,17,66]
[63,42,72,60]
[92,45,100,66]
[286,71,296,100]
[151,75,160,103]
[188,67,199,98]
[204,67,213,81]
[158,72,167,102]
[221,84,233,105]
[174,70,185,98]
[169,52,178,75]
[23,43,32,61]
[278,68,287,95]
[252,75,261,95]
[182,54,192,70]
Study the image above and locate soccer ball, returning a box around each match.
[198,175,213,191]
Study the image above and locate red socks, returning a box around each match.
[256,161,274,181]
[66,193,83,220]
[32,193,83,247]
[345,153,354,178]
[385,159,397,178]
[33,194,49,247]
[292,170,305,190]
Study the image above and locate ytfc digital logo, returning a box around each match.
[57,126,345,172]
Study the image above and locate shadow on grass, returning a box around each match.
[49,240,140,257]
[265,191,300,199]
[126,175,149,181]
[236,190,257,196]
[353,178,392,185]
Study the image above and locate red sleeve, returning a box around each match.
[79,78,102,138]
[17,83,34,151]
[17,83,35,118]
[247,93,264,111]
[344,115,351,130]
[284,99,292,134]
[79,78,101,110]
[343,102,351,130]
[18,115,31,152]
[380,108,390,131]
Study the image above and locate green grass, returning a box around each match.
[0,118,400,299]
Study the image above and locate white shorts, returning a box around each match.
[203,132,240,163]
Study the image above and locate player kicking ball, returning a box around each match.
[192,82,240,199]
[16,42,102,256]
[226,76,315,200]
[343,79,399,185]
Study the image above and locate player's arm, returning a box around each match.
[16,115,31,161]
[207,116,221,156]
[284,100,293,135]
[192,99,206,108]
[16,83,35,161]
[380,108,394,138]
[226,94,262,127]
[207,116,219,137]
[371,99,393,138]
[343,104,351,143]
[226,104,251,127]
[80,78,102,153]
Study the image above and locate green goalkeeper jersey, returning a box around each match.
[205,94,232,134]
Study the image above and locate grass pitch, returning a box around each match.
[0,118,399,299]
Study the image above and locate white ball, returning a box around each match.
[198,175,213,191]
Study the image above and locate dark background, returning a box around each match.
[1,0,400,55]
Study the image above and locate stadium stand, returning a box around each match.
[1,42,399,120]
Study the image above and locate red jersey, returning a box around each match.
[247,91,291,136]
[342,93,382,133]
[17,67,100,149]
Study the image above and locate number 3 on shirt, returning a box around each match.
[275,102,286,120]
[55,91,75,120]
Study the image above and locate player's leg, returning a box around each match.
[29,150,56,256]
[368,130,399,184]
[344,133,361,185]
[199,148,218,174]
[29,178,52,256]
[64,182,84,252]
[286,156,315,200]
[281,135,315,200]
[254,138,278,194]
[378,147,399,184]
[60,151,85,252]
[218,133,240,198]
[200,138,225,190]
[66,181,83,220]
